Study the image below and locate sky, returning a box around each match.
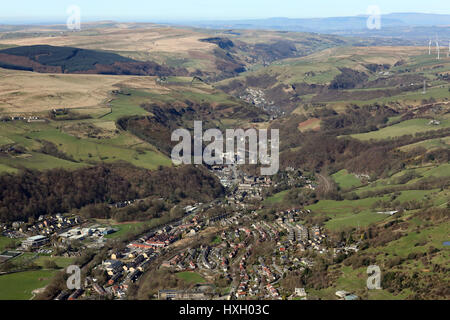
[0,0,448,23]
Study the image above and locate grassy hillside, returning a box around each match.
[0,67,154,114]
[0,71,266,173]
[0,45,133,72]
[307,157,449,232]
[0,24,360,81]
[332,169,362,189]
[0,45,182,76]
[0,117,170,172]
[398,136,450,151]
[217,46,450,114]
[313,206,449,300]
[350,118,450,141]
[303,157,449,300]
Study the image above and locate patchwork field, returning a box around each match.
[0,20,448,302]
[306,196,392,230]
[319,207,450,300]
[236,46,429,85]
[0,117,171,172]
[0,68,158,114]
[0,76,244,173]
[354,163,450,197]
[307,159,449,232]
[218,44,450,117]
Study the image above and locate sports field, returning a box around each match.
[175,272,206,284]
[0,269,58,300]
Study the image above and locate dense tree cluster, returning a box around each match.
[0,163,224,222]
[320,104,398,134]
[329,68,369,90]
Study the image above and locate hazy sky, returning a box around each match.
[1,0,448,23]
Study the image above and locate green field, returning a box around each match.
[316,160,448,231]
[34,256,74,269]
[8,252,36,264]
[306,196,387,215]
[399,136,450,152]
[0,269,58,300]
[354,163,450,195]
[0,163,18,173]
[329,86,450,108]
[309,203,449,299]
[0,152,87,172]
[306,196,392,231]
[175,272,206,284]
[324,210,390,230]
[371,222,449,258]
[332,169,362,189]
[309,206,448,300]
[263,190,289,204]
[26,126,170,170]
[0,112,171,173]
[0,83,261,174]
[350,118,450,141]
[331,266,411,300]
[103,222,144,239]
[0,236,19,251]
[102,219,164,239]
[101,89,152,121]
[304,188,440,231]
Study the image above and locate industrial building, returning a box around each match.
[21,235,48,250]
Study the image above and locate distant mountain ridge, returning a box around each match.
[177,13,450,32]
[168,13,450,43]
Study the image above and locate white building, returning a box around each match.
[22,235,48,249]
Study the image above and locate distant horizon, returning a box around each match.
[1,11,450,26]
[0,0,449,25]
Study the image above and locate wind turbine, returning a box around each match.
[436,40,440,60]
[428,39,432,55]
[448,40,450,58]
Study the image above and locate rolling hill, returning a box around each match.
[0,45,187,76]
[216,45,450,114]
[0,24,365,81]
